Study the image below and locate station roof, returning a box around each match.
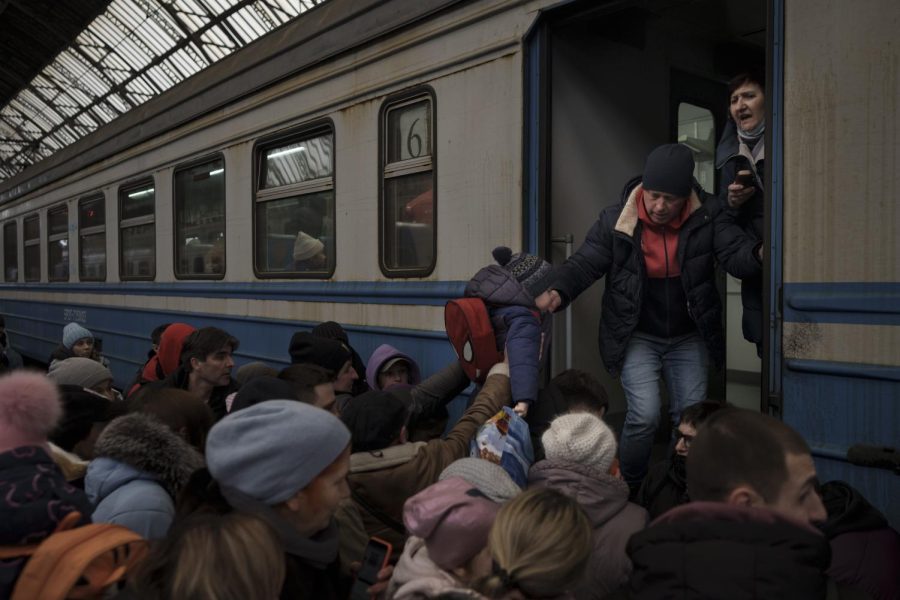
[0,0,325,182]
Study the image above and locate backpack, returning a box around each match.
[0,511,149,600]
[445,298,502,383]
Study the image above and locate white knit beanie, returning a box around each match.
[541,412,617,474]
[292,231,325,262]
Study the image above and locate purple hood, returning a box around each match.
[366,344,422,391]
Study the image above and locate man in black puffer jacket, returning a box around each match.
[546,144,727,489]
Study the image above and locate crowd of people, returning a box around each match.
[0,70,897,599]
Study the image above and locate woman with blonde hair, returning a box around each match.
[123,511,285,600]
[477,487,592,600]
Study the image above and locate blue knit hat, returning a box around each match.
[206,400,350,506]
[62,322,93,350]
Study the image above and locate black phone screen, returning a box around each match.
[349,540,390,600]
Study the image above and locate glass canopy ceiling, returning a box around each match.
[0,0,326,182]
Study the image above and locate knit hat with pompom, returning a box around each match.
[492,246,554,299]
[0,371,62,452]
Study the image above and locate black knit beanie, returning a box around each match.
[288,331,351,373]
[641,144,695,197]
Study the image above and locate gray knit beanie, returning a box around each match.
[47,357,113,390]
[542,412,618,474]
[62,322,93,350]
[206,400,350,506]
[439,457,522,503]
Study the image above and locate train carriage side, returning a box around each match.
[0,1,559,386]
[777,0,900,527]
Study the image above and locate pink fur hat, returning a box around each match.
[0,371,62,452]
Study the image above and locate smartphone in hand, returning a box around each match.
[734,170,754,187]
[349,537,393,600]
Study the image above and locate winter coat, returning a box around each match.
[348,372,510,551]
[552,178,724,375]
[86,414,204,539]
[635,455,688,520]
[714,120,765,349]
[465,264,552,404]
[0,332,23,371]
[627,502,831,599]
[387,536,486,600]
[150,365,240,421]
[127,323,196,397]
[49,344,111,371]
[0,445,93,597]
[529,460,647,599]
[406,361,471,442]
[820,480,900,600]
[220,485,349,600]
[366,344,423,391]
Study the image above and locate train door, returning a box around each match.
[775,0,900,527]
[530,1,766,422]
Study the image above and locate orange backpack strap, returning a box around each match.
[10,523,148,600]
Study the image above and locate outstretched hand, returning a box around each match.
[513,402,529,417]
[541,290,563,313]
[349,562,394,599]
[727,183,755,209]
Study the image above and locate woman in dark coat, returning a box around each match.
[714,70,767,355]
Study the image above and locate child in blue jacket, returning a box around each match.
[465,247,554,416]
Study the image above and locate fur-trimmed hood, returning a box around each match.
[614,179,703,238]
[88,413,203,499]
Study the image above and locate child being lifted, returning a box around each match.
[465,247,555,417]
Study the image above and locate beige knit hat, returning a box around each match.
[541,412,617,474]
[292,231,324,262]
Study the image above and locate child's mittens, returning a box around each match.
[513,402,529,417]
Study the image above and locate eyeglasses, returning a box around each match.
[674,430,695,448]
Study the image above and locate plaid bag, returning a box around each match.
[470,407,534,487]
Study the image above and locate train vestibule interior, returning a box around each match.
[540,0,767,426]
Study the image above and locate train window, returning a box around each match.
[47,205,69,282]
[23,214,40,282]
[79,194,106,281]
[174,157,225,279]
[677,102,716,193]
[379,91,436,277]
[119,180,156,280]
[255,127,335,277]
[3,222,17,282]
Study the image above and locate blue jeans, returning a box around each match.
[619,331,709,486]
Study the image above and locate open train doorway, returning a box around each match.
[534,1,767,423]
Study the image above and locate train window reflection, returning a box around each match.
[4,221,17,282]
[380,93,435,276]
[47,205,69,282]
[23,214,39,282]
[255,126,334,278]
[677,102,716,193]
[79,195,106,282]
[119,179,156,280]
[174,158,225,279]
